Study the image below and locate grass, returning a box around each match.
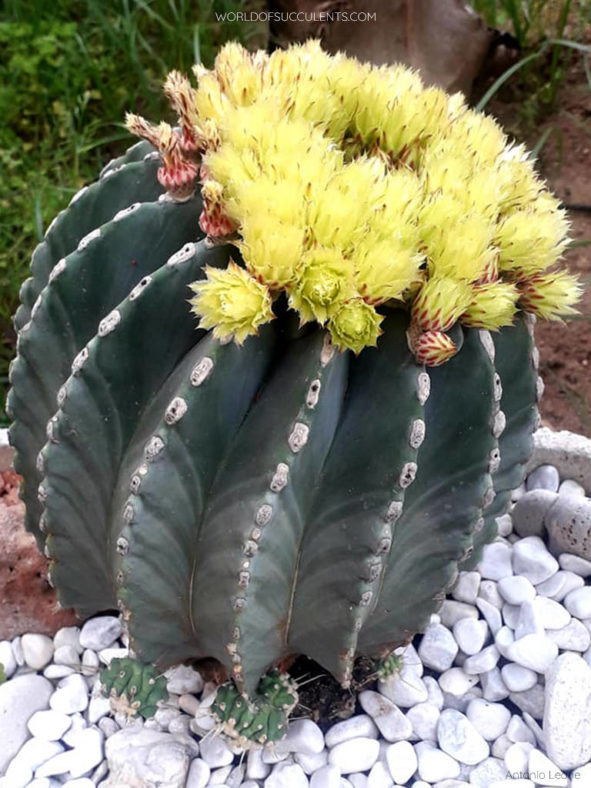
[0,0,262,422]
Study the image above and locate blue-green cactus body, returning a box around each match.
[9,143,541,698]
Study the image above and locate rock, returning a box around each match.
[280,719,325,754]
[385,740,417,784]
[310,764,341,788]
[418,624,458,672]
[98,646,128,665]
[53,627,82,653]
[415,741,460,782]
[501,603,520,630]
[507,715,536,745]
[564,587,591,619]
[532,596,571,630]
[439,601,478,628]
[328,737,379,773]
[4,738,64,788]
[379,668,428,708]
[199,734,234,767]
[494,626,515,659]
[491,734,512,759]
[490,781,534,788]
[496,514,513,537]
[36,728,104,778]
[479,668,509,702]
[407,702,440,741]
[509,684,545,721]
[527,749,567,787]
[468,757,506,787]
[479,543,513,581]
[506,633,558,673]
[325,714,379,747]
[475,598,502,635]
[358,692,411,742]
[50,674,89,714]
[88,692,112,723]
[571,763,591,783]
[437,709,489,765]
[463,645,499,675]
[0,640,16,678]
[265,762,308,788]
[497,576,536,605]
[500,664,537,693]
[438,668,478,697]
[512,536,559,585]
[540,570,584,602]
[248,749,272,779]
[423,676,444,708]
[527,428,591,493]
[478,580,503,609]
[21,634,54,670]
[548,618,591,651]
[28,709,72,741]
[465,699,510,741]
[527,464,560,492]
[294,750,327,775]
[452,619,487,656]
[514,601,544,639]
[511,490,557,538]
[559,478,586,497]
[558,552,591,576]
[79,616,121,651]
[0,498,78,640]
[165,665,203,695]
[504,741,534,777]
[451,572,480,605]
[365,761,392,787]
[54,645,81,666]
[43,664,75,680]
[543,653,591,770]
[545,495,591,561]
[0,673,53,772]
[104,727,191,787]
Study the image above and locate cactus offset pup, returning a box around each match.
[8,42,581,740]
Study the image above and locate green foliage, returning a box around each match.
[212,671,299,747]
[0,0,262,423]
[100,656,168,719]
[375,653,403,680]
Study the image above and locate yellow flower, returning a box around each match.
[355,237,424,305]
[189,262,274,344]
[423,211,496,283]
[462,282,519,330]
[240,214,305,289]
[328,298,384,354]
[289,248,355,324]
[518,270,582,320]
[213,42,263,106]
[412,277,473,333]
[496,200,570,276]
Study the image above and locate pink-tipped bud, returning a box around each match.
[163,70,200,153]
[412,330,459,366]
[199,179,236,238]
[156,123,198,199]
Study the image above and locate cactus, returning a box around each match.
[100,657,168,719]
[212,670,299,747]
[8,42,581,718]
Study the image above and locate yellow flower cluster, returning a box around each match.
[129,41,582,361]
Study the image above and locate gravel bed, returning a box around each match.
[1,463,591,788]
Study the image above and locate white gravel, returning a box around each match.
[1,462,591,787]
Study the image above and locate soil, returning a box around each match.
[485,52,591,437]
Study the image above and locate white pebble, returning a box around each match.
[199,735,234,768]
[36,728,103,778]
[548,618,591,651]
[415,741,460,782]
[21,634,54,670]
[366,761,392,787]
[265,762,308,788]
[452,619,487,656]
[558,479,585,497]
[496,514,513,537]
[437,709,489,765]
[407,702,440,741]
[564,587,591,619]
[379,670,428,708]
[280,719,325,754]
[418,624,458,672]
[328,738,379,774]
[165,665,203,695]
[527,464,559,492]
[0,641,17,679]
[28,710,72,741]
[53,627,81,653]
[439,601,478,628]
[509,685,545,721]
[533,596,571,629]
[310,764,342,788]
[98,646,128,665]
[479,543,513,581]
[558,552,591,577]
[50,674,89,714]
[248,748,272,779]
[501,664,537,693]
[43,664,75,680]
[463,645,499,675]
[385,740,417,784]
[506,634,558,673]
[358,692,411,742]
[478,580,503,610]
[466,699,510,741]
[514,601,544,639]
[325,715,378,748]
[494,626,515,659]
[497,576,536,605]
[438,668,478,697]
[475,598,502,635]
[504,741,534,776]
[512,536,559,585]
[53,645,81,666]
[79,616,121,651]
[528,748,567,787]
[452,572,480,604]
[480,668,509,702]
[469,756,506,787]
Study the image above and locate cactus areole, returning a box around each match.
[9,43,582,715]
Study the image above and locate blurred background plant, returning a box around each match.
[0,0,589,429]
